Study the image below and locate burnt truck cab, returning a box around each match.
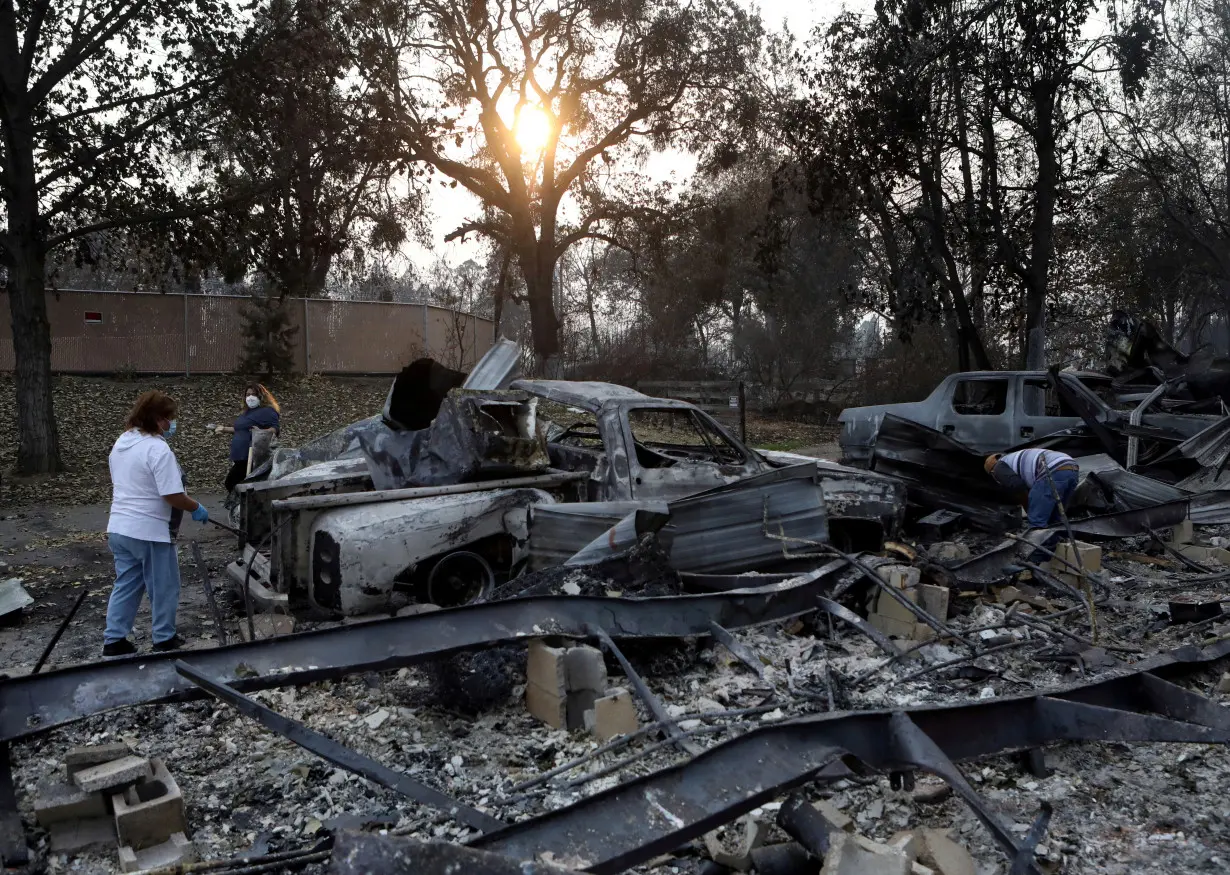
[237,380,904,619]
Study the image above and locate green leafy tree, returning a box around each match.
[237,293,300,378]
[1,0,245,473]
[202,0,419,298]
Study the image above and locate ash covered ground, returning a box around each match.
[3,519,1229,874]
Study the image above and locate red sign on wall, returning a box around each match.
[84,311,103,324]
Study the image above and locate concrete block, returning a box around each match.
[876,589,919,624]
[1167,519,1194,545]
[1218,672,1230,694]
[118,832,196,873]
[919,584,950,620]
[912,623,936,642]
[566,690,599,732]
[526,639,568,697]
[73,756,153,794]
[563,645,607,692]
[820,832,910,875]
[64,742,133,779]
[34,781,109,827]
[868,611,915,639]
[1050,540,1101,575]
[884,565,921,590]
[525,682,567,730]
[590,687,638,741]
[48,816,116,854]
[813,800,853,833]
[703,815,768,870]
[919,828,976,875]
[112,759,185,851]
[236,614,296,641]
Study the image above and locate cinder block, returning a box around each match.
[34,781,109,827]
[64,742,132,779]
[1218,672,1230,694]
[565,690,599,731]
[918,828,976,875]
[563,645,607,692]
[118,832,196,873]
[73,756,153,794]
[918,584,950,620]
[1167,519,1194,545]
[875,589,919,624]
[820,832,911,875]
[868,611,915,639]
[112,759,185,851]
[48,816,116,854]
[525,682,567,730]
[590,687,639,741]
[526,639,568,697]
[884,565,921,590]
[1050,541,1101,575]
[912,623,936,642]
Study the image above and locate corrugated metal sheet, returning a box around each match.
[528,465,830,574]
[0,290,495,374]
[528,502,644,569]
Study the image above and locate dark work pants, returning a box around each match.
[224,460,247,492]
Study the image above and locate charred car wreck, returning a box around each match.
[231,355,904,618]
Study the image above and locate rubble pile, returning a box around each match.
[2,338,1230,874]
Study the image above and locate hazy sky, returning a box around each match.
[413,0,867,270]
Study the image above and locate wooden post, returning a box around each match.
[739,381,747,443]
[422,302,430,358]
[302,297,311,374]
[183,292,190,376]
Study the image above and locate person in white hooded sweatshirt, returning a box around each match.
[103,390,210,656]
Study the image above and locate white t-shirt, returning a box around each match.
[107,429,185,543]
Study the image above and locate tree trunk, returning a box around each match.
[520,250,560,372]
[4,107,64,474]
[1024,86,1058,370]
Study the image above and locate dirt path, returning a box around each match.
[0,492,237,673]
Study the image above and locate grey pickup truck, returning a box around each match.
[839,371,1120,464]
[838,369,1217,466]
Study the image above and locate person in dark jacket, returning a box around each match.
[214,383,281,491]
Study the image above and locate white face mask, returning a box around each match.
[245,395,260,409]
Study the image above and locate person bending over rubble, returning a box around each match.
[103,390,210,657]
[984,448,1079,566]
[213,383,281,493]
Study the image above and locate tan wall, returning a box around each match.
[0,290,495,375]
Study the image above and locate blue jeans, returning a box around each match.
[105,533,182,644]
[1027,467,1079,529]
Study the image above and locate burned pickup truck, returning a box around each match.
[839,368,1219,467]
[233,377,904,619]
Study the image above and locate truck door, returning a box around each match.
[932,376,1015,452]
[1017,377,1086,443]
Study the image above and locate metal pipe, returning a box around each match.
[270,471,587,512]
[32,587,89,674]
[1127,381,1169,469]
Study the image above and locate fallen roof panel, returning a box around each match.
[0,562,847,742]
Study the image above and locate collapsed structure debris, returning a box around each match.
[4,334,1230,875]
